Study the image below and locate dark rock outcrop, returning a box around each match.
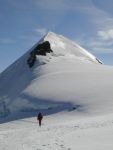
[27,41,53,68]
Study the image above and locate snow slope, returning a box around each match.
[0,113,113,150]
[0,32,113,120]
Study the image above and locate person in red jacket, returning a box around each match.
[37,112,43,127]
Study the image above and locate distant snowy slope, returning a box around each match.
[0,32,113,121]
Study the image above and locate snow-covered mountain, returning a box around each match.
[1,32,113,150]
[0,32,113,121]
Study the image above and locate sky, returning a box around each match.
[0,0,113,73]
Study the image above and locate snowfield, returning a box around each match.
[0,32,113,150]
[0,113,113,150]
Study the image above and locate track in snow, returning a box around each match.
[0,114,113,150]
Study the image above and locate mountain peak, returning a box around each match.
[26,31,102,69]
[42,32,102,64]
[45,31,56,36]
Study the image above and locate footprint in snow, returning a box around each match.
[67,148,71,150]
[60,144,65,147]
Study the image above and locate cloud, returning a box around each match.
[35,0,68,11]
[0,38,16,44]
[98,29,113,40]
[75,2,113,55]
[75,34,113,54]
[87,39,113,53]
[34,0,113,35]
[35,28,48,36]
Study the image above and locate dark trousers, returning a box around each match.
[39,119,42,126]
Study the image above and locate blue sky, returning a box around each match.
[0,0,113,72]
